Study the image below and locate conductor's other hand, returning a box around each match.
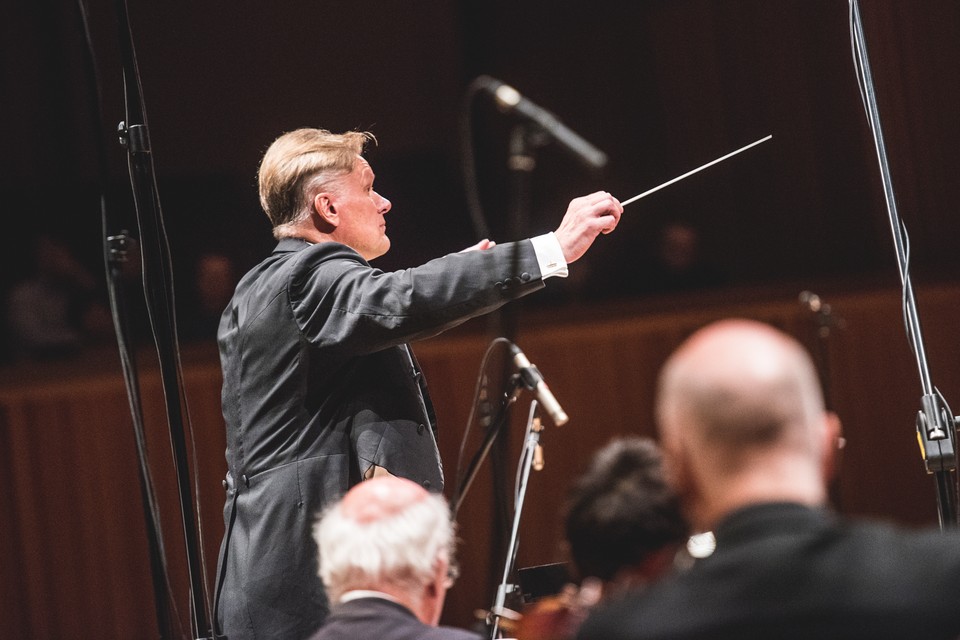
[553,191,623,264]
[459,239,497,253]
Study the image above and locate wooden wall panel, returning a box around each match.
[1,284,959,636]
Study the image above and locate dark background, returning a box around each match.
[4,0,960,325]
[4,0,960,636]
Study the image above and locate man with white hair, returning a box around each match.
[310,476,481,639]
[577,319,960,640]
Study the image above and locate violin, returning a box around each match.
[513,579,602,640]
[511,542,694,639]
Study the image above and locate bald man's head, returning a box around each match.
[339,475,431,524]
[657,319,830,479]
[314,477,456,614]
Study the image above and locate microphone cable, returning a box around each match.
[459,75,498,242]
[75,0,184,636]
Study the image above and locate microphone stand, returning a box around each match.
[489,402,544,639]
[798,291,843,413]
[114,0,215,635]
[487,124,551,341]
[849,0,959,527]
[75,2,176,636]
[484,122,550,598]
[799,291,845,509]
[452,370,526,517]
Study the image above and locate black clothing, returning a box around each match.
[578,502,960,640]
[308,597,481,640]
[214,238,543,640]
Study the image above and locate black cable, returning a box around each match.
[846,0,958,519]
[453,336,514,510]
[460,75,496,241]
[848,4,921,362]
[75,0,182,637]
[113,0,215,632]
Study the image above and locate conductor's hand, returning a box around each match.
[553,191,623,264]
[459,239,497,252]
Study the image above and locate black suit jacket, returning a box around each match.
[578,502,960,640]
[214,239,543,640]
[308,597,481,640]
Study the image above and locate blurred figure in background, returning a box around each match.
[578,319,960,640]
[518,436,689,640]
[583,220,726,300]
[641,222,725,294]
[178,251,237,341]
[6,234,110,359]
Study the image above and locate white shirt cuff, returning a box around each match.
[530,232,568,280]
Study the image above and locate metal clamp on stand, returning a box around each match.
[848,0,960,527]
[488,402,546,639]
[916,393,958,474]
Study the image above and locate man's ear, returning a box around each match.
[418,558,448,627]
[663,439,691,498]
[820,411,844,483]
[312,192,338,231]
[659,425,694,504]
[659,425,704,526]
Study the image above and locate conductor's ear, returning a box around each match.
[313,192,338,230]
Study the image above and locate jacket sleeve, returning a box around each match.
[288,241,544,355]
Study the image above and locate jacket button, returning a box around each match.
[417,423,425,435]
[520,272,531,282]
[422,480,431,489]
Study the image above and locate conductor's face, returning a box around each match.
[329,156,392,260]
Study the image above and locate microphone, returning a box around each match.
[510,343,569,426]
[478,76,608,171]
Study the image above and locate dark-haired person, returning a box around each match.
[519,436,688,640]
